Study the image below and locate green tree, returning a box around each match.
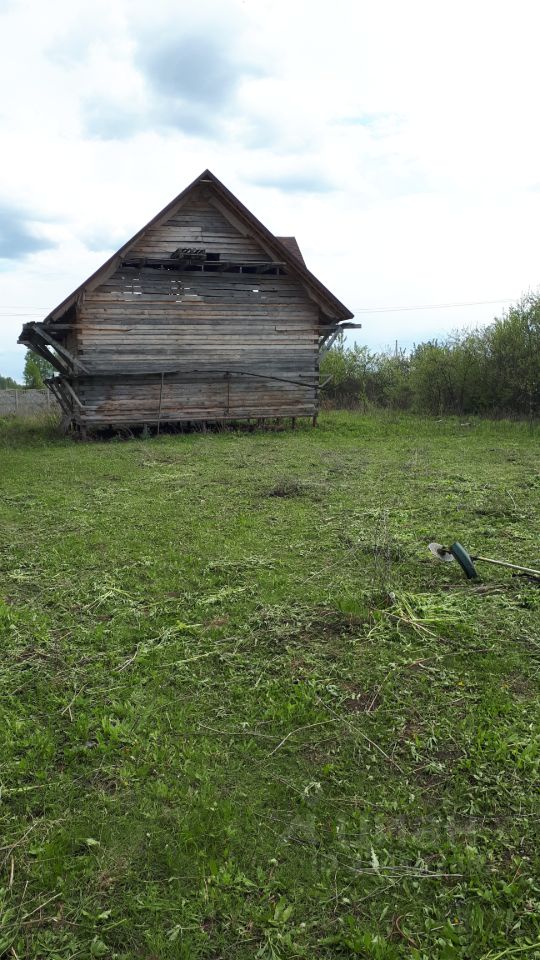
[23,350,54,389]
[0,374,20,389]
[320,339,377,408]
[485,294,540,416]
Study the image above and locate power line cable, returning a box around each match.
[352,298,517,314]
[0,296,521,318]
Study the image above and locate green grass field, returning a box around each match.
[1,412,539,959]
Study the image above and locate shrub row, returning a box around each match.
[321,294,540,416]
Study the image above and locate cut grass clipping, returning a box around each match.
[0,410,539,959]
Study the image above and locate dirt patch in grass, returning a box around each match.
[266,478,306,498]
[341,689,381,713]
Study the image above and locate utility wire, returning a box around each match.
[352,298,516,314]
[0,296,520,318]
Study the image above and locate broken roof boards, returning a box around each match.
[19,169,357,433]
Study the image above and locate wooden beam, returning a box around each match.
[59,377,84,408]
[33,324,90,373]
[18,330,69,375]
[47,378,71,416]
[319,329,342,355]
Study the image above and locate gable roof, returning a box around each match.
[275,236,306,265]
[43,169,353,324]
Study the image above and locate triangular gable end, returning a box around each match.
[44,170,353,324]
[126,190,274,266]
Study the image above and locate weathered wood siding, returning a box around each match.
[128,195,271,262]
[73,188,321,425]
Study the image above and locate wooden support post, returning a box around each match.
[157,372,164,436]
[59,413,72,434]
[312,413,319,428]
[291,417,296,430]
[225,372,231,416]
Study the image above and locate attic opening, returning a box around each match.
[121,254,286,276]
[204,251,220,273]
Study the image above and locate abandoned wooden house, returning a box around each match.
[19,169,357,433]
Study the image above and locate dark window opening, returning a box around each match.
[204,252,221,272]
[121,257,286,277]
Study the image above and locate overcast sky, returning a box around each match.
[1,0,540,379]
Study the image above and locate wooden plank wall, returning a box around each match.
[71,188,321,425]
[128,195,271,262]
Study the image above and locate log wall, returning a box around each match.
[68,187,322,426]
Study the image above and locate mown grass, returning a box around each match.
[1,411,539,959]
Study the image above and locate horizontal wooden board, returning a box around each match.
[47,185,328,427]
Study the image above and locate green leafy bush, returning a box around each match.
[321,293,540,417]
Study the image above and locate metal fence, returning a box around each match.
[0,388,59,417]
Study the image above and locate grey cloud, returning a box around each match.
[82,96,216,140]
[153,102,217,136]
[47,11,121,67]
[83,102,148,141]
[140,35,241,106]
[81,229,121,253]
[239,116,315,153]
[248,172,336,194]
[83,29,261,140]
[0,203,56,260]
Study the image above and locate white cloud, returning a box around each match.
[1,0,540,378]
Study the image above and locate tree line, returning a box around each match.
[320,293,540,417]
[0,352,54,390]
